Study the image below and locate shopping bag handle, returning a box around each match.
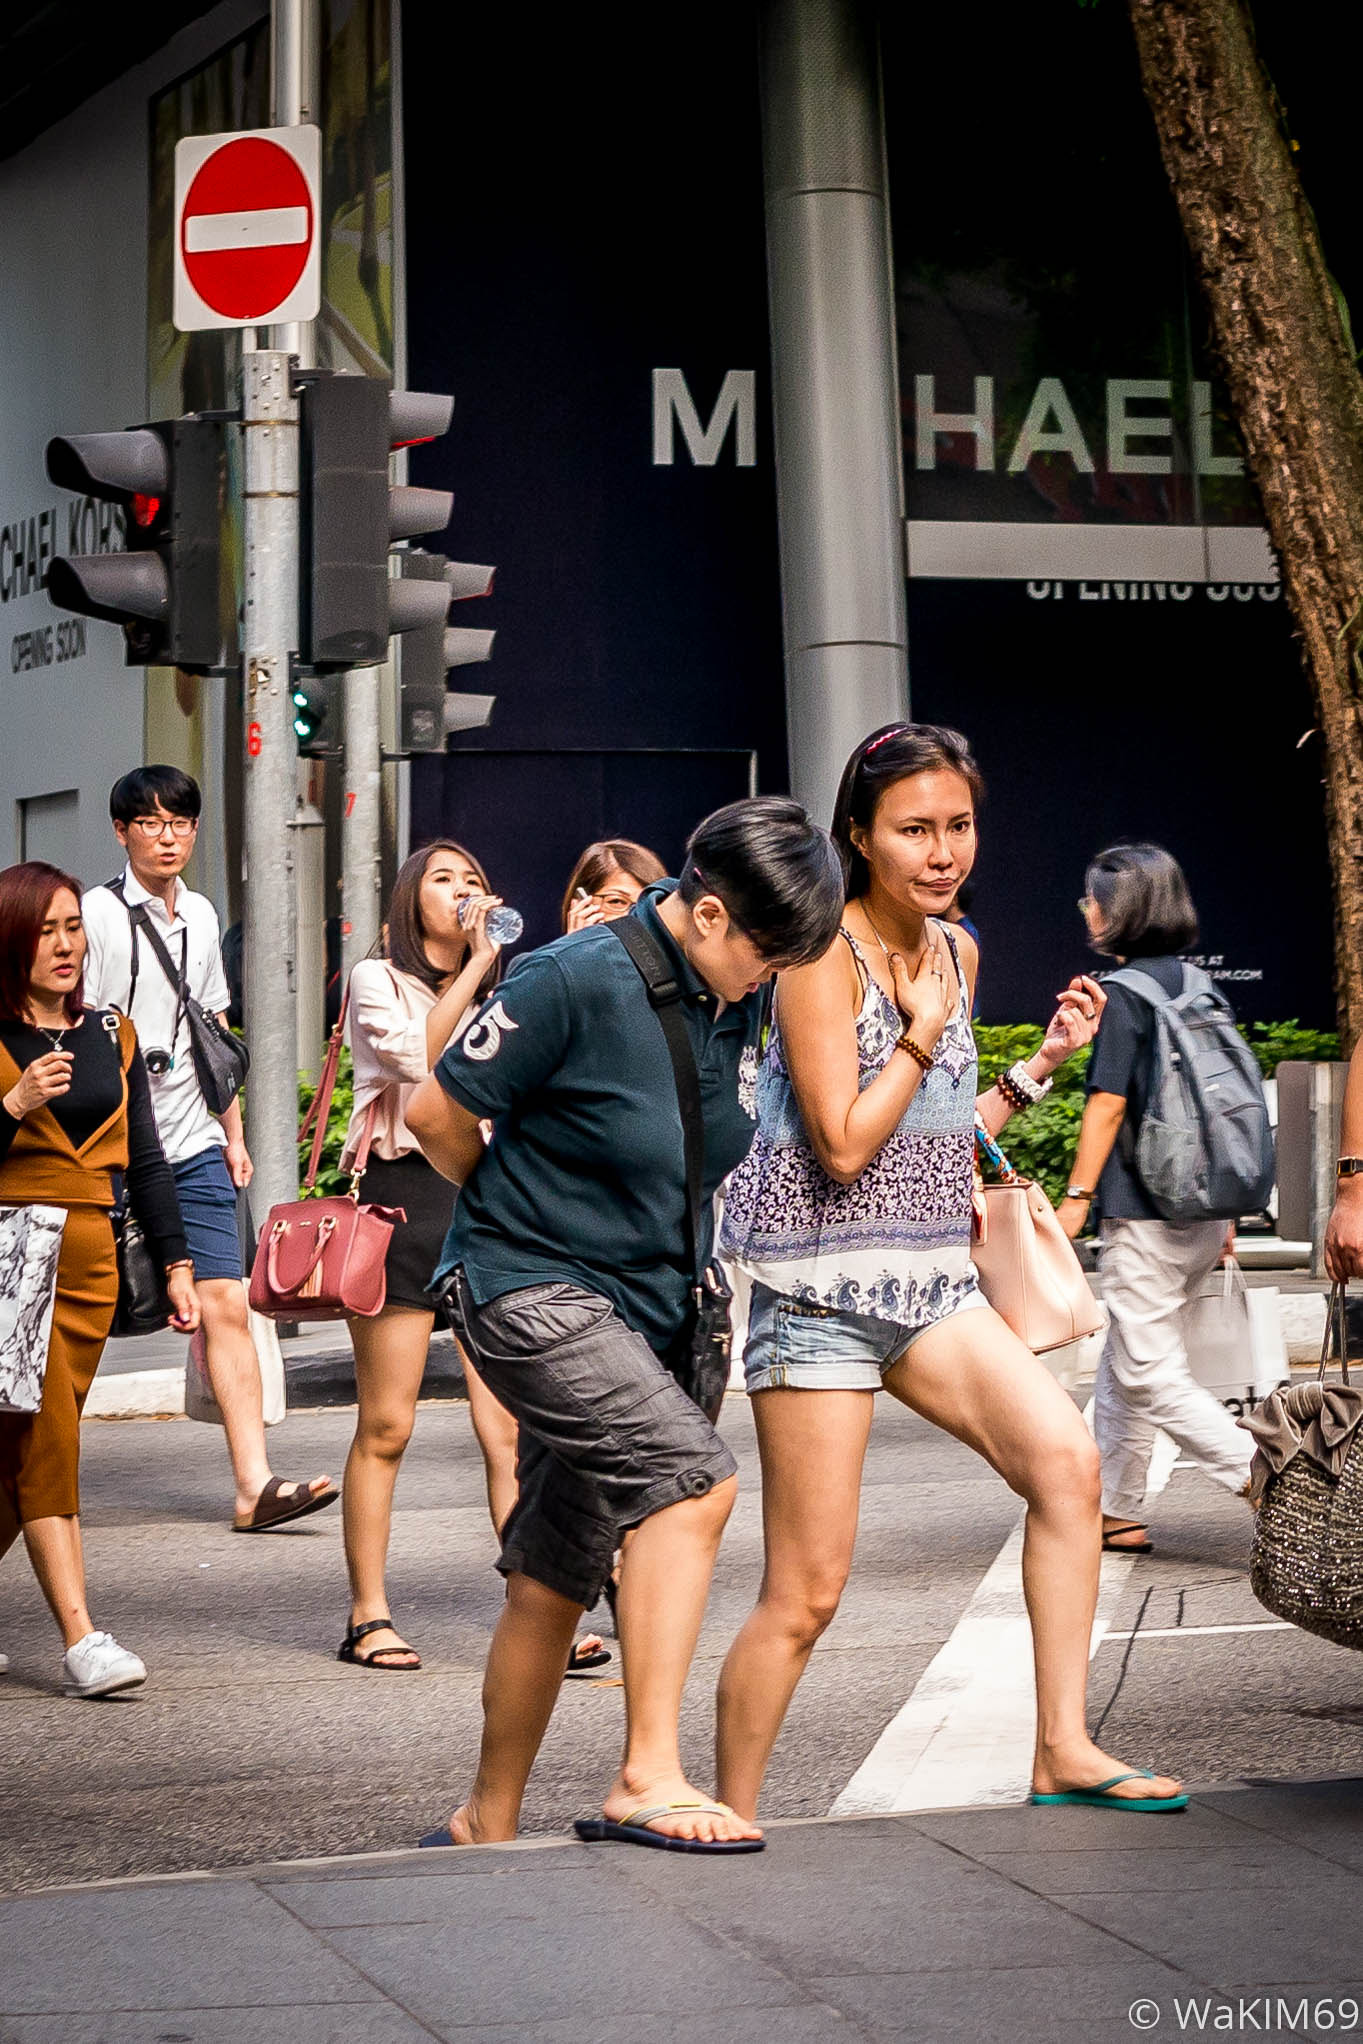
[1319,1282,1354,1386]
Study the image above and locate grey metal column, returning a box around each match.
[242,348,301,1215]
[341,672,383,974]
[760,0,909,828]
[270,0,328,1080]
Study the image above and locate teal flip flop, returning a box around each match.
[1030,1768,1188,1814]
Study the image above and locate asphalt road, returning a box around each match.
[1,1391,1360,1894]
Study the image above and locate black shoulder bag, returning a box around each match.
[609,916,733,1422]
[106,879,250,1115]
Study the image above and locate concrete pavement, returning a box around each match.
[2,1782,1362,2042]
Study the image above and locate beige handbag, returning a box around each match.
[971,1127,1103,1353]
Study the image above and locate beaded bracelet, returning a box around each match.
[897,1032,935,1072]
[996,1069,1030,1112]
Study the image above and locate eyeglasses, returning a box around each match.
[130,816,197,840]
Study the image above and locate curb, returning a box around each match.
[84,1344,469,1420]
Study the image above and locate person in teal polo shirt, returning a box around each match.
[406,797,843,1856]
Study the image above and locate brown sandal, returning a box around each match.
[233,1475,339,1533]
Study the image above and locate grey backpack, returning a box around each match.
[1106,965,1275,1224]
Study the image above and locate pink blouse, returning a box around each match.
[341,959,471,1168]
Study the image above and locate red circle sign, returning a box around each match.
[180,136,314,321]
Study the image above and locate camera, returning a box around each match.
[144,1047,175,1077]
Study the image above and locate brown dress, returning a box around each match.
[0,1014,138,1540]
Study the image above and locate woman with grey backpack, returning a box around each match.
[1059,844,1272,1555]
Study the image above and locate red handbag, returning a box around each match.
[248,988,405,1322]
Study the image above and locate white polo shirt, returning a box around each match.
[82,867,232,1167]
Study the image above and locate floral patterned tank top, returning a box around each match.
[720,921,981,1326]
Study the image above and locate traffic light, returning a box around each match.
[43,419,227,671]
[291,672,336,754]
[298,372,455,670]
[396,552,496,753]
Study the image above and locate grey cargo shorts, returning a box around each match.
[439,1267,738,1608]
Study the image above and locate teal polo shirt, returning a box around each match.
[433,885,763,1354]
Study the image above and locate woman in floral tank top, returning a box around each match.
[718,724,1188,1821]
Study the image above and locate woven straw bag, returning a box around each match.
[1243,1283,1363,1652]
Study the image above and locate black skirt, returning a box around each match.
[354,1150,457,1311]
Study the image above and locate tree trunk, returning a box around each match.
[1128,0,1363,1043]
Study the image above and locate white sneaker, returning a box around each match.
[61,1630,146,1699]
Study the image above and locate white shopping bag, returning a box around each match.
[185,1279,286,1427]
[0,1203,65,1414]
[1185,1262,1288,1414]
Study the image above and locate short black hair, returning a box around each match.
[110,766,202,826]
[677,796,844,967]
[1085,842,1199,958]
[831,723,985,898]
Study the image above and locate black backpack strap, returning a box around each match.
[609,915,704,1287]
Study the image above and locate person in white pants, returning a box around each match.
[1058,844,1253,1554]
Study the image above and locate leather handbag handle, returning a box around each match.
[301,985,354,1189]
[265,1212,337,1296]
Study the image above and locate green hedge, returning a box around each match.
[295,1023,1341,1214]
[975,1020,1340,1206]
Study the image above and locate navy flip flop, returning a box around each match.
[419,1826,456,1847]
[573,1801,765,1854]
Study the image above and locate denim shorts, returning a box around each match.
[438,1267,737,1608]
[171,1145,242,1283]
[743,1279,986,1393]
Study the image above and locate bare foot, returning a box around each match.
[1033,1736,1183,1802]
[602,1770,762,1844]
[441,1800,515,1845]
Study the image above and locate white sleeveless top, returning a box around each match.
[720,922,980,1325]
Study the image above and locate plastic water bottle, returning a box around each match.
[458,898,524,948]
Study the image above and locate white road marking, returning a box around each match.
[185,206,309,253]
[1097,1622,1293,1644]
[829,1413,1178,1815]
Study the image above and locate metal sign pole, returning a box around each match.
[242,347,301,1214]
[342,670,384,974]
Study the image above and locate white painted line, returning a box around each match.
[185,205,309,253]
[1097,1622,1294,1644]
[829,1411,1178,1815]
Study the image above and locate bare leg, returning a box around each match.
[600,1476,759,1843]
[716,1390,873,1820]
[343,1306,432,1664]
[883,1304,1183,1801]
[460,1344,520,1536]
[443,1479,758,1846]
[22,1515,95,1649]
[444,1572,585,1842]
[199,1279,331,1523]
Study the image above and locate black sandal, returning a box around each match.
[565,1637,612,1679]
[1102,1523,1154,1555]
[337,1618,422,1671]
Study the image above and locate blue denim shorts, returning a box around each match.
[743,1279,985,1393]
[172,1146,242,1283]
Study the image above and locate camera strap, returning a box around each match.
[105,876,190,1055]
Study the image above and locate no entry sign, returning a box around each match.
[173,125,321,332]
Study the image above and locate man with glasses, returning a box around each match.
[82,768,337,1533]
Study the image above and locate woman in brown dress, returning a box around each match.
[0,862,199,1698]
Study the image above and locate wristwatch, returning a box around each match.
[1065,1185,1095,1204]
[1337,1157,1363,1178]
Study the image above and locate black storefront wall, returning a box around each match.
[885,0,1336,1028]
[401,4,787,950]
